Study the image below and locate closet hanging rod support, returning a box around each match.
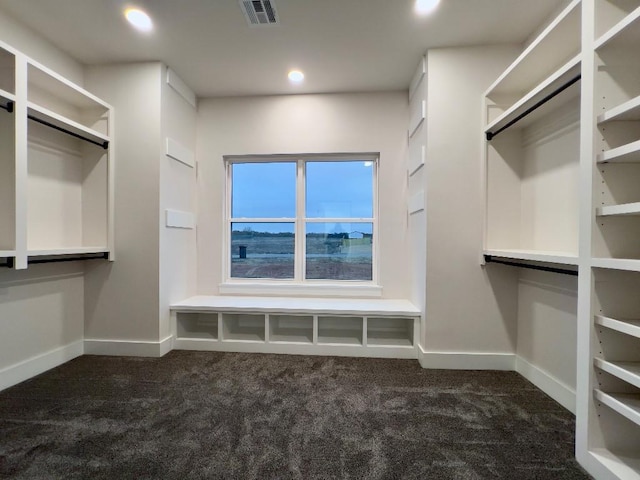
[0,101,14,113]
[27,114,109,149]
[0,257,15,268]
[484,255,578,276]
[486,74,581,141]
[27,252,109,265]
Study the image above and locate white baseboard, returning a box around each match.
[84,336,173,358]
[0,340,84,392]
[174,337,418,359]
[515,356,576,414]
[418,344,516,370]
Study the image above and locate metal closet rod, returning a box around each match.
[0,100,107,149]
[0,101,14,113]
[28,114,109,150]
[484,255,578,276]
[486,74,581,141]
[0,252,108,268]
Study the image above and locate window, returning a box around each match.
[226,154,377,283]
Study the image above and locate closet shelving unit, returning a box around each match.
[0,46,15,261]
[483,0,582,270]
[0,40,114,270]
[172,296,420,359]
[585,2,640,478]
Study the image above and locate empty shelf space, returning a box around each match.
[367,317,414,347]
[222,313,265,342]
[485,56,581,138]
[592,258,640,272]
[597,202,640,217]
[268,314,313,344]
[595,358,640,389]
[590,449,640,480]
[317,316,363,345]
[596,315,640,339]
[597,139,640,164]
[28,103,110,149]
[177,313,219,340]
[27,60,110,111]
[595,389,640,427]
[598,95,640,123]
[483,249,579,266]
[595,6,640,50]
[485,0,581,100]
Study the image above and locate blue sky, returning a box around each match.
[232,161,373,233]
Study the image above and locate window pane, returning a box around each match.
[306,161,373,218]
[231,223,294,279]
[305,223,372,281]
[232,162,296,218]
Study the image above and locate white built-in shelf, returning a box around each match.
[597,202,640,217]
[483,249,579,266]
[598,95,640,123]
[595,389,640,428]
[485,0,581,98]
[592,258,640,272]
[0,87,14,103]
[27,247,108,257]
[172,295,420,317]
[597,140,640,164]
[485,56,581,135]
[590,449,640,480]
[0,250,15,257]
[27,103,110,148]
[595,6,640,51]
[27,60,110,111]
[595,315,640,339]
[594,358,640,389]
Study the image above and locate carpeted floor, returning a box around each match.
[0,351,591,479]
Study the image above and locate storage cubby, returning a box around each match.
[177,312,219,340]
[366,317,414,347]
[26,121,108,254]
[485,98,580,259]
[268,314,313,344]
[222,313,265,342]
[317,316,363,345]
[595,0,640,42]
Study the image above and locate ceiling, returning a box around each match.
[0,0,564,98]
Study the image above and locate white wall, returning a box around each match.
[0,10,86,390]
[159,68,197,342]
[516,269,577,411]
[422,46,521,361]
[83,63,163,349]
[0,10,82,85]
[197,92,409,298]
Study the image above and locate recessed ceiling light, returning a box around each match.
[125,8,153,32]
[288,70,304,83]
[415,0,440,15]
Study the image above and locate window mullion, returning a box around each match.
[296,159,306,282]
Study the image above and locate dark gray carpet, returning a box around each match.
[0,351,591,479]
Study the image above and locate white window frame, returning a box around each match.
[221,153,380,295]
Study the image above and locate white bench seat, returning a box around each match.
[170,296,421,360]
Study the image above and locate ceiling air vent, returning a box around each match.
[240,0,279,26]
